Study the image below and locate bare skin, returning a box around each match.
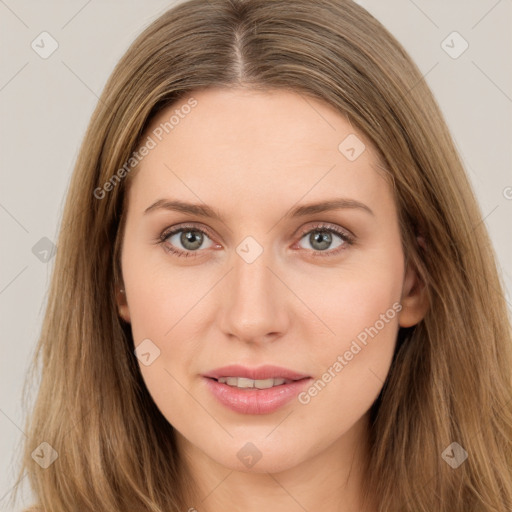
[117,88,428,511]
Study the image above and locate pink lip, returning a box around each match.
[203,364,310,381]
[202,365,312,415]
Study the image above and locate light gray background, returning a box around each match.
[1,0,511,509]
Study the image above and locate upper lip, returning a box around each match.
[203,364,311,381]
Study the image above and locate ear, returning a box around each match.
[398,241,429,328]
[115,285,131,323]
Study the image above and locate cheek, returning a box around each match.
[120,236,210,408]
[293,251,403,423]
[122,255,203,428]
[295,245,403,347]
[120,229,200,343]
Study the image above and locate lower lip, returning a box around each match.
[203,377,312,415]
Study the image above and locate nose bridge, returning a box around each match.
[234,248,273,303]
[219,239,289,342]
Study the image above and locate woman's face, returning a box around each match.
[117,88,426,475]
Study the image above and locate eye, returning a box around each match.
[295,223,354,257]
[157,222,354,259]
[158,224,217,258]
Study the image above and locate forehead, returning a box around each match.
[129,88,392,219]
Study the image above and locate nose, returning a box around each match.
[217,247,291,345]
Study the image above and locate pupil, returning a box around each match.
[312,231,331,251]
[181,230,203,250]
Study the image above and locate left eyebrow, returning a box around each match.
[285,198,374,218]
[143,197,374,221]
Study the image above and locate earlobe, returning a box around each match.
[398,260,429,328]
[116,287,131,323]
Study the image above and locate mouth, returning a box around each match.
[202,365,312,414]
[213,376,297,389]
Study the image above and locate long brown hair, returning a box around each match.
[14,0,512,510]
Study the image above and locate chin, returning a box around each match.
[206,436,307,474]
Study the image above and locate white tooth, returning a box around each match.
[254,378,275,389]
[217,377,288,388]
[237,377,255,388]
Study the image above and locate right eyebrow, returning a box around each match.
[144,199,225,221]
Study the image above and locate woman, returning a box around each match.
[15,0,512,510]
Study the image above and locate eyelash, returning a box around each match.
[157,222,355,259]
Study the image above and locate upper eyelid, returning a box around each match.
[297,222,353,238]
[161,222,216,241]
